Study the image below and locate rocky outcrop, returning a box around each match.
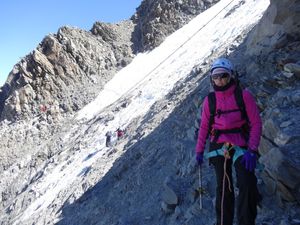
[259,71,300,204]
[0,0,219,123]
[231,0,300,205]
[132,0,219,51]
[246,0,300,55]
[0,21,135,122]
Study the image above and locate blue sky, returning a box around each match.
[0,0,142,86]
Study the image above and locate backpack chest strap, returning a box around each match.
[216,108,240,117]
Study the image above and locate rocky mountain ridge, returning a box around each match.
[0,21,135,122]
[0,0,216,123]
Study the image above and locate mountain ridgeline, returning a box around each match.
[0,0,300,224]
[0,0,218,122]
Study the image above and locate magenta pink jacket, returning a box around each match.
[195,84,262,154]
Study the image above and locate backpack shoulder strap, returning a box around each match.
[234,86,248,121]
[208,92,216,133]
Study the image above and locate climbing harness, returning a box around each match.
[204,143,247,164]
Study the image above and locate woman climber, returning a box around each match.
[195,58,262,225]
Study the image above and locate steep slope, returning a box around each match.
[56,0,300,224]
[1,0,300,224]
[0,0,273,224]
[55,0,300,224]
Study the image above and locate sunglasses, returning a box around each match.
[211,73,230,80]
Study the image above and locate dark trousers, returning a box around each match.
[210,143,259,225]
[106,136,111,147]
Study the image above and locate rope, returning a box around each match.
[220,145,233,225]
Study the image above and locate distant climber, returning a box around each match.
[195,58,262,225]
[105,131,113,147]
[40,104,47,113]
[116,128,124,140]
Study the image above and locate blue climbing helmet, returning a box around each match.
[210,58,234,74]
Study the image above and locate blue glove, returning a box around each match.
[241,150,257,172]
[196,152,204,166]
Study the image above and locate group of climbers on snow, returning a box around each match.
[195,58,262,225]
[105,127,125,147]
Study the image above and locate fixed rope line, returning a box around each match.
[121,0,237,98]
[221,151,233,225]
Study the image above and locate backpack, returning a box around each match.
[193,71,249,141]
[207,85,249,143]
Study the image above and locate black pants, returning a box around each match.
[209,143,259,225]
[106,136,111,147]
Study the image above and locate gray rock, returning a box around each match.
[132,0,219,51]
[162,184,178,206]
[0,21,135,122]
[284,63,300,75]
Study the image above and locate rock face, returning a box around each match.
[0,21,135,122]
[246,0,300,55]
[233,0,300,205]
[259,78,300,204]
[133,0,219,51]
